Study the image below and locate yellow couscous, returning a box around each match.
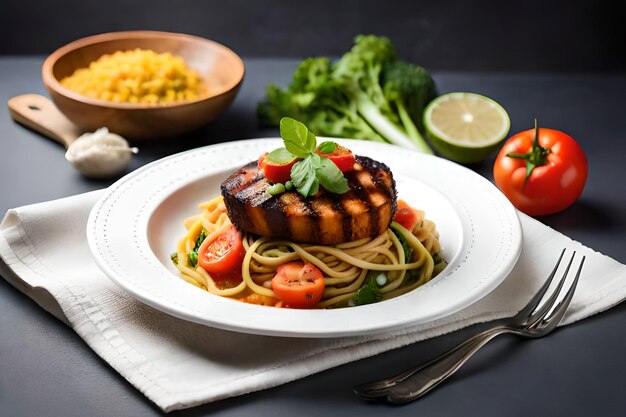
[60,49,205,104]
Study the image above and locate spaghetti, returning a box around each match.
[172,196,445,308]
[172,195,446,308]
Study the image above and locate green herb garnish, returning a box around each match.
[316,157,350,193]
[186,229,207,267]
[266,183,287,195]
[353,271,386,306]
[433,253,447,275]
[391,223,413,263]
[318,141,337,154]
[188,251,198,267]
[266,147,297,164]
[390,223,422,283]
[290,153,320,197]
[279,117,349,197]
[391,223,446,283]
[280,117,317,158]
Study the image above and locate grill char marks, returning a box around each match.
[349,169,381,241]
[220,161,272,236]
[221,155,397,245]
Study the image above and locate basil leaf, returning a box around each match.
[318,141,337,154]
[280,117,316,158]
[306,131,317,152]
[309,152,322,169]
[266,147,297,164]
[316,156,349,194]
[291,156,319,197]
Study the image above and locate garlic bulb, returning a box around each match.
[65,128,138,179]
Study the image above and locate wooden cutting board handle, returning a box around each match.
[7,94,83,148]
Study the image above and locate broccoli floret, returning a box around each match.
[257,35,436,154]
[382,60,438,145]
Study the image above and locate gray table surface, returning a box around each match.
[1,57,625,416]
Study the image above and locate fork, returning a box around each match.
[354,248,585,404]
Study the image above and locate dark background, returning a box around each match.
[1,0,625,72]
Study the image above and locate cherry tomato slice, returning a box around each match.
[393,199,419,231]
[271,262,325,309]
[198,226,245,285]
[258,152,298,184]
[315,143,356,172]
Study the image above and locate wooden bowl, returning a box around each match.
[42,31,244,140]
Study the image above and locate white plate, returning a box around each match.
[87,138,522,338]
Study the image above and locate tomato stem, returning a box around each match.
[506,119,550,184]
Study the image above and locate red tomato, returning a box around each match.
[271,262,325,308]
[493,122,587,216]
[315,143,356,172]
[258,153,298,184]
[198,226,245,285]
[393,199,419,231]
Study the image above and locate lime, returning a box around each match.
[423,92,510,164]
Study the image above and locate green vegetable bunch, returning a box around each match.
[257,35,437,153]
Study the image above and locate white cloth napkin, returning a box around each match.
[1,191,625,412]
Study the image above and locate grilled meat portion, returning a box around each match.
[221,156,397,245]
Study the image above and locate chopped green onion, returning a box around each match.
[285,180,293,191]
[266,183,286,195]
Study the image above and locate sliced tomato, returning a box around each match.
[271,262,325,309]
[198,226,245,286]
[315,143,356,172]
[258,152,298,184]
[393,199,419,231]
